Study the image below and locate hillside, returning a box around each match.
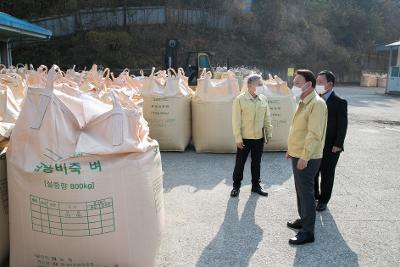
[3,0,399,82]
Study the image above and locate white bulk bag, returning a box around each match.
[192,71,240,153]
[7,66,164,267]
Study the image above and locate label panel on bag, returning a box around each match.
[30,195,115,237]
[150,98,171,116]
[34,160,102,175]
[266,98,293,139]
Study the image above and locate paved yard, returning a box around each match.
[156,86,400,267]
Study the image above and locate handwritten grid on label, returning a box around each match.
[30,195,115,237]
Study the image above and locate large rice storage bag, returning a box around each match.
[141,68,192,151]
[192,71,240,153]
[7,66,164,267]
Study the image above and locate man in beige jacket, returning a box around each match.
[231,74,273,198]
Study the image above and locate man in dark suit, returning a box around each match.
[314,70,348,211]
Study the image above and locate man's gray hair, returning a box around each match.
[247,74,262,86]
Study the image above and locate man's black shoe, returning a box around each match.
[289,232,315,245]
[287,219,302,230]
[230,188,240,197]
[251,187,268,197]
[316,202,327,212]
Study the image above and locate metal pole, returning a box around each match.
[6,40,12,67]
[123,0,127,26]
[386,47,392,94]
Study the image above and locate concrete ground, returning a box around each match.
[2,86,398,267]
[156,86,400,267]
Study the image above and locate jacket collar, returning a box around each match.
[327,90,335,101]
[300,90,317,105]
[322,90,334,102]
[245,91,259,100]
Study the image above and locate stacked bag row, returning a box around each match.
[0,63,32,148]
[360,72,387,88]
[140,68,296,153]
[0,63,296,265]
[213,66,262,89]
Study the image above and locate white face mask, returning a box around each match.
[291,86,302,97]
[315,85,327,95]
[255,85,265,96]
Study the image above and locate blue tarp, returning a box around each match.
[0,12,52,38]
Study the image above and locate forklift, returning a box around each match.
[165,39,214,86]
[185,51,214,86]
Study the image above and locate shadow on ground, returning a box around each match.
[293,209,359,267]
[162,149,292,192]
[196,195,262,267]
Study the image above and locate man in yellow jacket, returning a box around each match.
[286,69,328,245]
[231,74,273,198]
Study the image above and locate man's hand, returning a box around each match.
[264,138,269,144]
[297,159,308,170]
[332,146,342,153]
[285,152,291,160]
[237,142,245,150]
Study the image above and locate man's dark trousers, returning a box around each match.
[314,91,348,204]
[292,157,321,234]
[314,150,340,204]
[233,138,264,189]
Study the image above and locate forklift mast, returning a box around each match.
[165,39,179,70]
